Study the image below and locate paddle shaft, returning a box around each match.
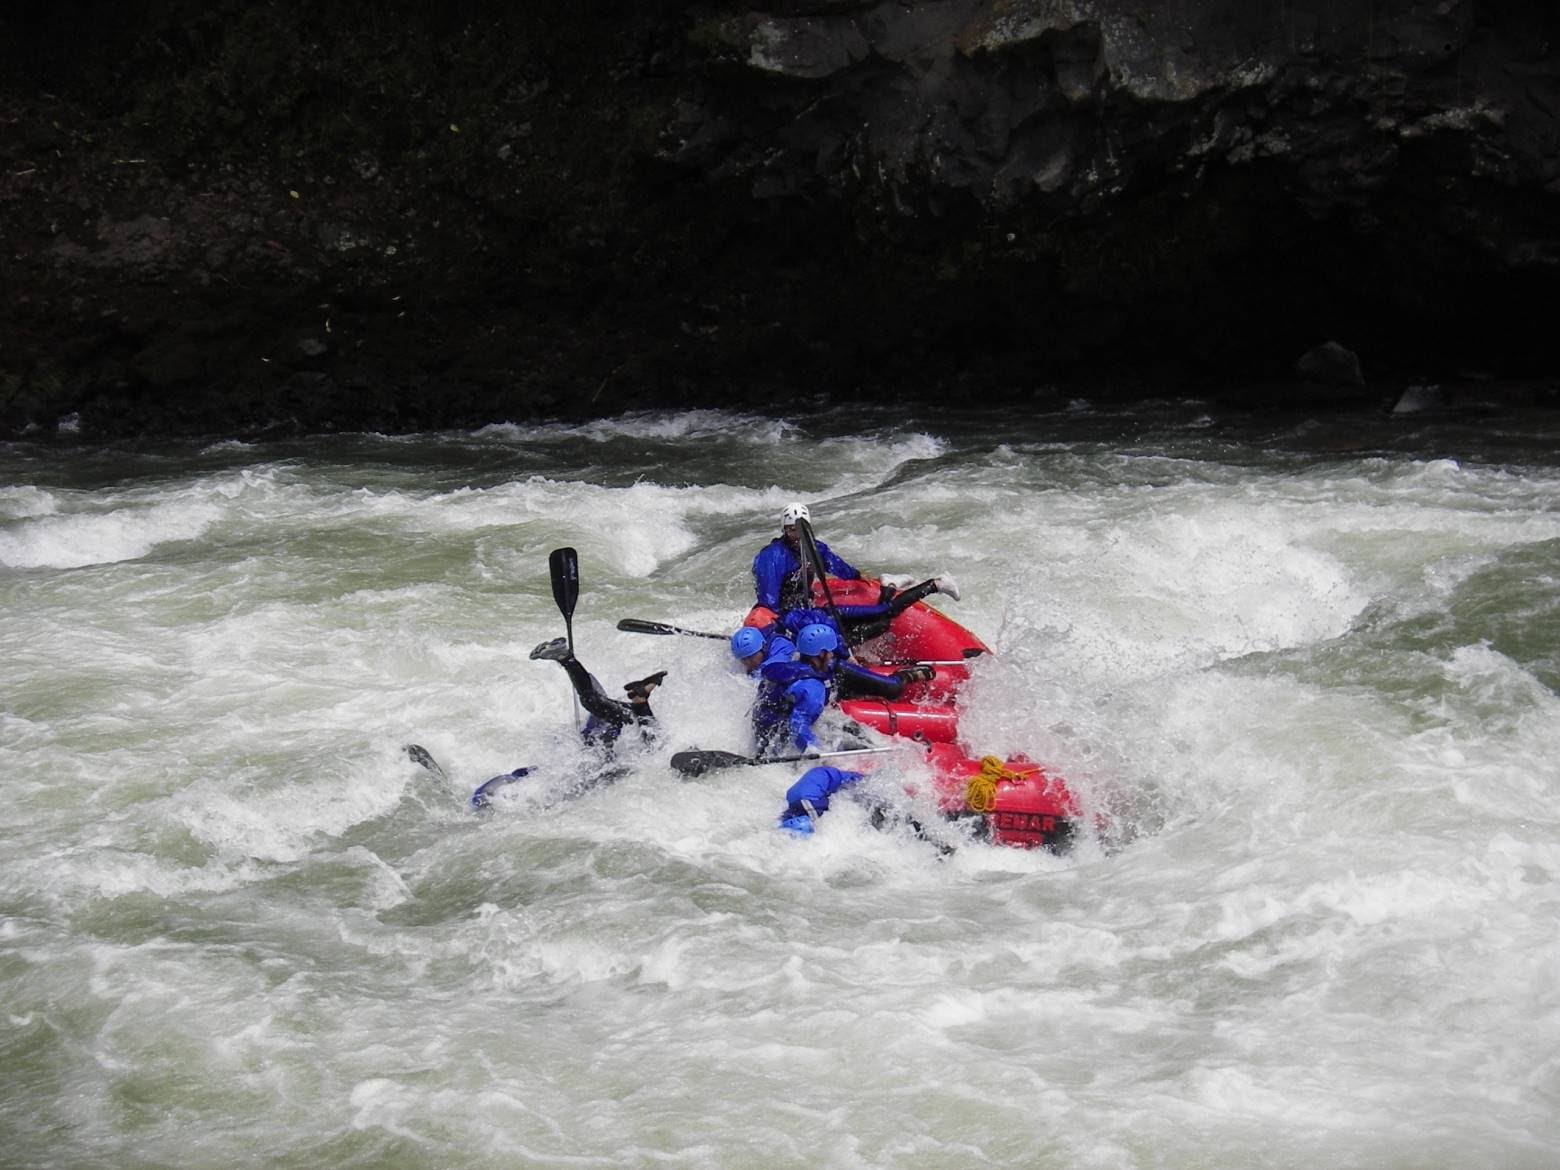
[618,618,978,667]
[616,618,726,640]
[760,747,895,765]
[671,745,894,776]
[796,516,853,644]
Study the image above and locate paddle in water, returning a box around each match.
[616,618,727,640]
[404,743,449,782]
[671,745,894,777]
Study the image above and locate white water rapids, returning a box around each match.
[3,402,1559,1169]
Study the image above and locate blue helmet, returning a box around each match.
[730,627,766,659]
[797,623,837,658]
[777,813,815,836]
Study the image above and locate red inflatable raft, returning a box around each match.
[811,578,1084,851]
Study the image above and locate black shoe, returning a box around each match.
[530,637,572,661]
[623,670,667,701]
[900,665,936,685]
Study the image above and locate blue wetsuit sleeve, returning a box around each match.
[815,540,860,581]
[784,766,865,814]
[469,767,532,810]
[786,678,828,751]
[753,542,792,610]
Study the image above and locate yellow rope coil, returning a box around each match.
[965,755,1026,813]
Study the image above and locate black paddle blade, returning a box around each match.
[404,743,448,782]
[618,618,677,636]
[548,547,579,620]
[670,749,754,776]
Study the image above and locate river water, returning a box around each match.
[3,399,1559,1169]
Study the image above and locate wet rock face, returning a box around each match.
[1,0,1557,437]
[678,0,1556,237]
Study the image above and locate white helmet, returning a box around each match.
[781,502,810,527]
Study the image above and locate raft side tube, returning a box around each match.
[920,743,1083,852]
[840,697,960,743]
[818,577,990,665]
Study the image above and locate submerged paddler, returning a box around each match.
[469,547,668,811]
[468,643,666,810]
[750,502,960,643]
[529,636,665,751]
[776,766,865,835]
[774,764,954,853]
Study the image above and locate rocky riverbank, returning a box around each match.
[3,0,1557,438]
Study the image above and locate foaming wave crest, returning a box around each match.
[0,498,223,569]
[0,484,59,521]
[474,408,800,445]
[7,408,1560,1170]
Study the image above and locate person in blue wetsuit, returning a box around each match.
[753,622,840,756]
[729,624,791,678]
[735,614,932,700]
[776,766,865,835]
[775,764,955,853]
[468,759,634,810]
[754,502,861,613]
[752,502,961,644]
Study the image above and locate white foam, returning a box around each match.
[0,498,223,569]
[7,416,1560,1168]
[0,483,60,521]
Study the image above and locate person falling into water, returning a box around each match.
[529,636,665,751]
[468,638,667,809]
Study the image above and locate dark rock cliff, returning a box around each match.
[3,0,1557,437]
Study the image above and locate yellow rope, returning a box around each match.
[964,755,1026,812]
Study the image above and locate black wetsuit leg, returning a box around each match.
[885,579,940,616]
[836,660,907,701]
[555,657,638,728]
[842,580,941,643]
[552,656,657,753]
